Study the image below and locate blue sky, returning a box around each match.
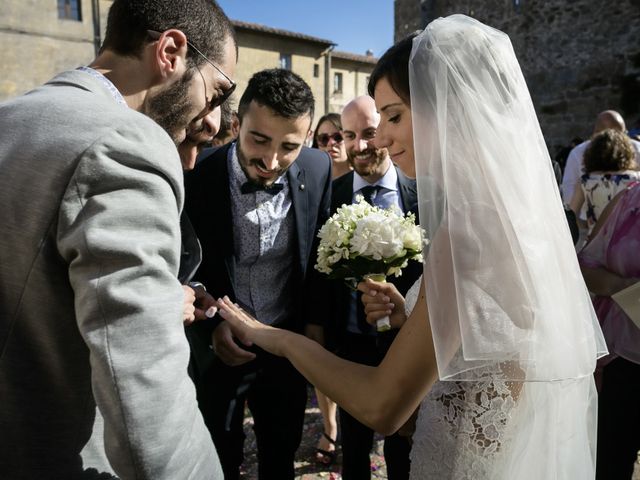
[217,0,395,57]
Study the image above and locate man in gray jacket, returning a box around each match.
[0,0,236,478]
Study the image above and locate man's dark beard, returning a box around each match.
[236,138,291,187]
[146,71,194,146]
[348,147,388,177]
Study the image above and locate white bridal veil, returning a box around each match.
[411,15,607,382]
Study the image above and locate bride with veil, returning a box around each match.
[217,15,607,478]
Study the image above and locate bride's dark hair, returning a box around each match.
[367,32,420,105]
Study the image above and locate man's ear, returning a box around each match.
[153,29,189,79]
[231,113,240,137]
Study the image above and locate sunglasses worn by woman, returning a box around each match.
[313,113,351,180]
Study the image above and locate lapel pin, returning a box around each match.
[299,184,305,191]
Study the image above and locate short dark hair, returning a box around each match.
[583,129,637,173]
[312,113,342,148]
[216,101,236,137]
[367,32,419,105]
[102,0,235,67]
[237,69,314,123]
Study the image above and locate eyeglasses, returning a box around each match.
[147,30,236,110]
[316,132,343,147]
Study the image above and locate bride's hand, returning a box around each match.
[217,296,288,357]
[357,279,407,329]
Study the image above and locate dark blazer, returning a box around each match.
[326,167,423,351]
[183,142,332,374]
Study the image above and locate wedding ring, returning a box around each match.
[188,281,206,291]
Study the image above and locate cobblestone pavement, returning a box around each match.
[239,386,640,479]
[240,385,387,479]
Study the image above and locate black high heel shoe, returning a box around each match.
[315,432,338,465]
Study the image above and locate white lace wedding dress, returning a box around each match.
[404,278,599,480]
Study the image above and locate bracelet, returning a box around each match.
[188,281,206,291]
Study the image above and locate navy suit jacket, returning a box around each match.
[183,142,332,375]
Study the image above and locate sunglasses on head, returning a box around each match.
[316,132,343,147]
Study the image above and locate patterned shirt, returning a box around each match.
[228,144,295,325]
[77,66,127,106]
[581,170,640,232]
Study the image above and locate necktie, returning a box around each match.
[240,181,284,195]
[359,185,380,205]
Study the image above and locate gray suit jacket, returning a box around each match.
[0,70,221,479]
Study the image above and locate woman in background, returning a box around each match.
[310,112,348,463]
[313,113,351,180]
[569,128,639,235]
[579,182,640,479]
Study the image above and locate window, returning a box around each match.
[313,64,320,78]
[280,53,292,71]
[333,72,343,93]
[58,0,82,21]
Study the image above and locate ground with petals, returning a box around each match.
[240,385,388,479]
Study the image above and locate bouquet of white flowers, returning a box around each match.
[315,196,428,331]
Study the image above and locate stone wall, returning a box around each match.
[0,0,111,101]
[1,1,374,125]
[231,31,328,121]
[328,57,374,114]
[395,0,425,42]
[394,0,640,150]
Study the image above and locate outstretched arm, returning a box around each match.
[217,280,437,435]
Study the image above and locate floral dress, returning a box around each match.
[581,171,640,233]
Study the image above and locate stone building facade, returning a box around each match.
[394,0,640,149]
[231,21,377,122]
[230,21,334,123]
[1,0,111,101]
[329,51,377,114]
[1,2,376,124]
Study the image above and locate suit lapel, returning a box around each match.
[288,162,308,277]
[211,145,237,292]
[332,171,355,214]
[396,167,419,219]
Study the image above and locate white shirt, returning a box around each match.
[351,162,405,211]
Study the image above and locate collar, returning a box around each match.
[77,66,127,107]
[352,161,398,193]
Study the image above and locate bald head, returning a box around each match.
[594,110,626,134]
[342,96,380,125]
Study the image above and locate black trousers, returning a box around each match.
[596,357,640,480]
[337,332,411,480]
[198,348,308,480]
